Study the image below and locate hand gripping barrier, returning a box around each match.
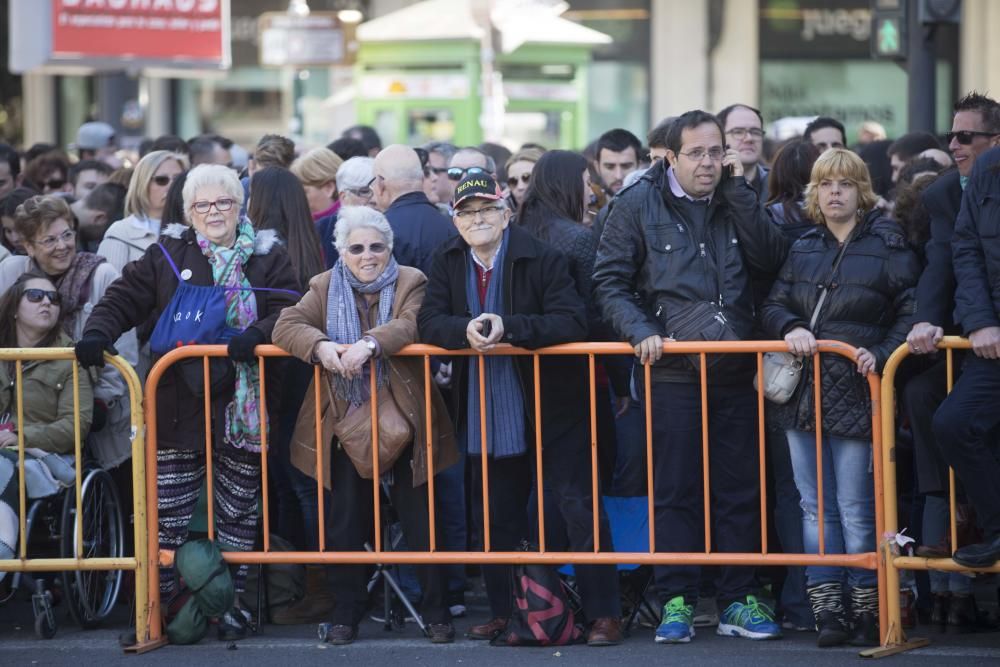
[0,349,155,653]
[874,336,992,658]
[142,340,888,652]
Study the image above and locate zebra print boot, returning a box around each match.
[849,586,880,647]
[807,582,849,648]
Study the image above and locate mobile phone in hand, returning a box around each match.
[722,144,733,179]
[481,318,493,339]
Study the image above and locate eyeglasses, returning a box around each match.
[346,242,388,255]
[345,187,374,199]
[447,166,488,182]
[44,178,66,191]
[455,205,503,221]
[725,127,765,140]
[678,147,726,162]
[23,288,61,305]
[191,198,235,214]
[507,173,531,188]
[946,130,998,145]
[152,174,175,187]
[34,228,76,251]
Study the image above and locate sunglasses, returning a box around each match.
[507,173,531,188]
[346,242,388,255]
[152,175,175,187]
[946,130,998,145]
[24,288,61,305]
[447,166,488,181]
[191,198,235,214]
[44,178,66,191]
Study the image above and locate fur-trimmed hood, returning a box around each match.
[160,222,283,256]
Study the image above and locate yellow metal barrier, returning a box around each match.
[875,336,989,658]
[143,340,888,652]
[0,349,154,653]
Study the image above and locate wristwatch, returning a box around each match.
[363,336,377,354]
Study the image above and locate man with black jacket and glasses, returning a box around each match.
[593,109,789,645]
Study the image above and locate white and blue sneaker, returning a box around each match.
[717,595,783,640]
[655,596,696,644]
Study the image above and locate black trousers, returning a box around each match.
[326,443,449,626]
[904,358,952,495]
[470,421,621,621]
[932,355,1000,539]
[649,381,760,607]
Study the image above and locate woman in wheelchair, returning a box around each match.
[0,271,93,567]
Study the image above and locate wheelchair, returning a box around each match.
[1,463,126,639]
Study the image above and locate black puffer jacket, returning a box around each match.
[762,212,920,440]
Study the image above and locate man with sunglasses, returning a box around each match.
[372,145,456,277]
[443,147,497,210]
[903,93,1000,611]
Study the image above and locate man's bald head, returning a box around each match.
[372,144,424,210]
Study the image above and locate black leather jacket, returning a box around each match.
[593,161,789,383]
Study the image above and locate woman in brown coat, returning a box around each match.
[272,205,458,646]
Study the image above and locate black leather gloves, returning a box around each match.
[227,327,266,364]
[75,331,117,368]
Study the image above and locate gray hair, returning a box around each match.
[423,141,457,162]
[334,205,394,254]
[451,147,496,174]
[336,156,375,191]
[182,164,244,220]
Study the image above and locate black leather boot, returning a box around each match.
[807,583,850,648]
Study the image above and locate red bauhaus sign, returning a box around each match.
[51,0,230,67]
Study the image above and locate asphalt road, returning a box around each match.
[3,583,1000,667]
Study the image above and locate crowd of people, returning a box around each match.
[0,95,998,649]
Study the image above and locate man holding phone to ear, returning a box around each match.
[594,109,789,645]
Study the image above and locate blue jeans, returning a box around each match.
[786,429,876,588]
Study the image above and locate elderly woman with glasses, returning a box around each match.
[0,195,137,471]
[98,150,190,272]
[273,205,458,646]
[74,164,299,642]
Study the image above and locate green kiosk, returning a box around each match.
[354,0,611,149]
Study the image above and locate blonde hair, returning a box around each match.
[290,147,343,187]
[124,150,189,218]
[804,149,879,225]
[505,146,545,171]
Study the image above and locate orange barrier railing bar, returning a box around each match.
[874,337,999,657]
[0,349,154,654]
[142,340,884,652]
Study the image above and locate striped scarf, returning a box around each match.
[325,255,399,406]
[196,220,262,452]
[464,230,526,458]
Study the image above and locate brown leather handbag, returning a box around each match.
[329,376,413,479]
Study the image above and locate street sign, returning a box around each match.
[870,1,907,60]
[258,11,357,67]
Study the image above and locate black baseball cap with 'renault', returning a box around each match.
[453,173,504,208]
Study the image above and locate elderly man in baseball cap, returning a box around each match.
[417,173,624,647]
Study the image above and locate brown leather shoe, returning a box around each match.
[587,617,623,646]
[466,617,507,640]
[324,624,358,645]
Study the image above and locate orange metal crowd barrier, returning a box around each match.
[0,349,153,652]
[141,340,890,652]
[876,336,998,657]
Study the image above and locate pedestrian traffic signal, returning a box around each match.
[871,1,907,60]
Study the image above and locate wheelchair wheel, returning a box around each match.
[60,468,125,628]
[34,608,57,639]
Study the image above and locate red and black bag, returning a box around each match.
[493,557,583,647]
